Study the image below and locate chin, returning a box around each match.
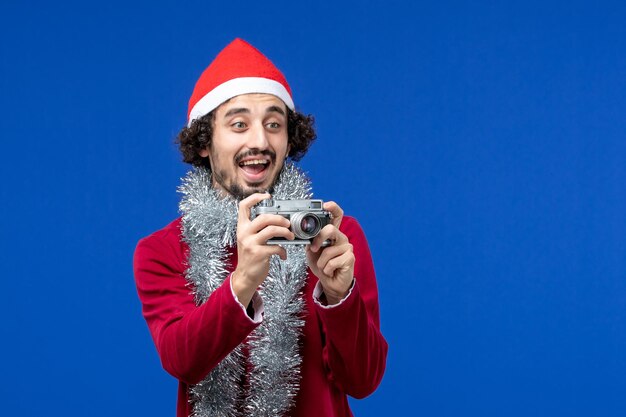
[246,177,279,195]
[242,183,270,195]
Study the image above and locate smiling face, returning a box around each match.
[199,93,290,199]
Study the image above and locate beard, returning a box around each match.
[213,175,280,201]
[212,157,283,201]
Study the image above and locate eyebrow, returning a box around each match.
[266,105,286,116]
[223,107,249,118]
[222,105,286,119]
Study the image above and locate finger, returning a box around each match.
[249,213,292,234]
[306,244,321,264]
[254,225,295,244]
[306,244,317,256]
[241,239,288,261]
[264,244,288,261]
[238,193,271,224]
[323,201,343,228]
[322,251,355,278]
[316,243,352,272]
[310,224,348,252]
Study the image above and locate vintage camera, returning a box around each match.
[250,199,332,245]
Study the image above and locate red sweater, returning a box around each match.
[133,216,387,416]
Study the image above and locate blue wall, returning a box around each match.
[1,1,624,415]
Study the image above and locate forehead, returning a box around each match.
[216,93,287,116]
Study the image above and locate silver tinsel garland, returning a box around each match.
[178,163,313,417]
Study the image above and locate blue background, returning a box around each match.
[1,1,625,416]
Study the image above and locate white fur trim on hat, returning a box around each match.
[187,77,295,127]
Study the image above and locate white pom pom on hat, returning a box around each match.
[187,38,294,127]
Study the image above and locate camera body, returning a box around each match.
[250,199,332,245]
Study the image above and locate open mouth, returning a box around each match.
[239,159,270,182]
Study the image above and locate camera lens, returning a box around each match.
[291,212,322,239]
[300,215,319,234]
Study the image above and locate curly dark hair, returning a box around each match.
[176,107,316,170]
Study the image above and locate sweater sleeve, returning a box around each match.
[133,223,260,385]
[314,217,388,399]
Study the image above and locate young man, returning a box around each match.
[134,38,387,417]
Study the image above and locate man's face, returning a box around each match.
[199,93,290,199]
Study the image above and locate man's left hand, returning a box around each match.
[306,201,355,305]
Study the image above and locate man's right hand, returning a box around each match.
[231,193,295,307]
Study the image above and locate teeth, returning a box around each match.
[240,159,269,166]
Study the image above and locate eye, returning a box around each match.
[266,122,281,129]
[231,121,247,129]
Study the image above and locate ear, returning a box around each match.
[199,148,210,158]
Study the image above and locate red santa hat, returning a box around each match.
[187,38,294,126]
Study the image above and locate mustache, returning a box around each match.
[235,149,277,164]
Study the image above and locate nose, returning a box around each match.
[246,122,269,150]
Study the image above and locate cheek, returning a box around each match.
[208,141,238,166]
[273,136,290,158]
[210,130,240,157]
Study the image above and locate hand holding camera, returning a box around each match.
[234,194,354,307]
[305,200,355,305]
[231,193,295,307]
